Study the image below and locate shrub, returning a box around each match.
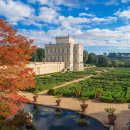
[63,90,74,97]
[126,87,130,102]
[46,68,130,103]
[48,89,55,95]
[96,88,103,93]
[114,96,127,103]
[104,107,117,115]
[100,96,114,103]
[79,96,88,104]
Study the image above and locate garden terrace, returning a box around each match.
[27,67,106,92]
[49,68,130,103]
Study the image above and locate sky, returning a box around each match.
[0,0,130,54]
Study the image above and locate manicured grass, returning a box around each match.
[27,67,106,92]
[49,68,130,103]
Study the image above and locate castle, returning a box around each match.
[45,36,83,71]
[28,36,84,75]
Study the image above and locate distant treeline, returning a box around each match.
[107,52,130,59]
[83,50,130,68]
[30,48,130,67]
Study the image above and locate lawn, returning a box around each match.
[48,68,130,103]
[27,67,106,92]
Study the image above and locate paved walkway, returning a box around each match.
[20,92,130,130]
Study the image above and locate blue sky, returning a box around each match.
[0,0,130,54]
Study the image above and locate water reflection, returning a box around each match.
[17,104,109,130]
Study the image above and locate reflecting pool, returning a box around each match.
[19,104,109,130]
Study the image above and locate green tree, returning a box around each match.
[37,48,45,62]
[108,53,117,58]
[83,50,88,63]
[111,60,120,67]
[30,48,45,62]
[31,50,37,62]
[87,53,98,64]
[97,55,111,67]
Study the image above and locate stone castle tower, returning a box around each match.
[45,36,83,71]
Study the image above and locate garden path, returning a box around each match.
[38,74,93,94]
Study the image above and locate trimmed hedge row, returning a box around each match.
[27,67,105,92]
[48,68,130,103]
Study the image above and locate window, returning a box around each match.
[57,56,59,62]
[60,56,63,61]
[62,48,64,53]
[67,48,69,53]
[50,56,52,61]
[67,56,69,61]
[60,48,62,53]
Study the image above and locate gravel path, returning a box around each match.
[38,74,93,94]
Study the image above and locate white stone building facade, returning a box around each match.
[45,36,83,71]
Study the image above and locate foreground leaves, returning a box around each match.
[0,18,36,118]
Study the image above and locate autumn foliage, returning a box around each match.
[0,19,36,118]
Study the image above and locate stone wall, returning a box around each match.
[27,62,65,75]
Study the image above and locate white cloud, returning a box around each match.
[115,8,130,19]
[86,0,118,6]
[121,0,130,3]
[0,0,118,27]
[19,24,130,49]
[35,0,48,4]
[58,16,89,29]
[85,7,89,10]
[36,7,58,23]
[19,29,54,47]
[79,13,95,17]
[2,0,129,51]
[91,16,117,23]
[28,0,80,8]
[0,0,34,24]
[28,0,48,4]
[57,15,116,30]
[76,25,130,47]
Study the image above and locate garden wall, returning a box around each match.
[28,62,65,75]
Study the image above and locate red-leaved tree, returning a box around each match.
[0,19,36,118]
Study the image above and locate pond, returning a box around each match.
[19,104,109,130]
